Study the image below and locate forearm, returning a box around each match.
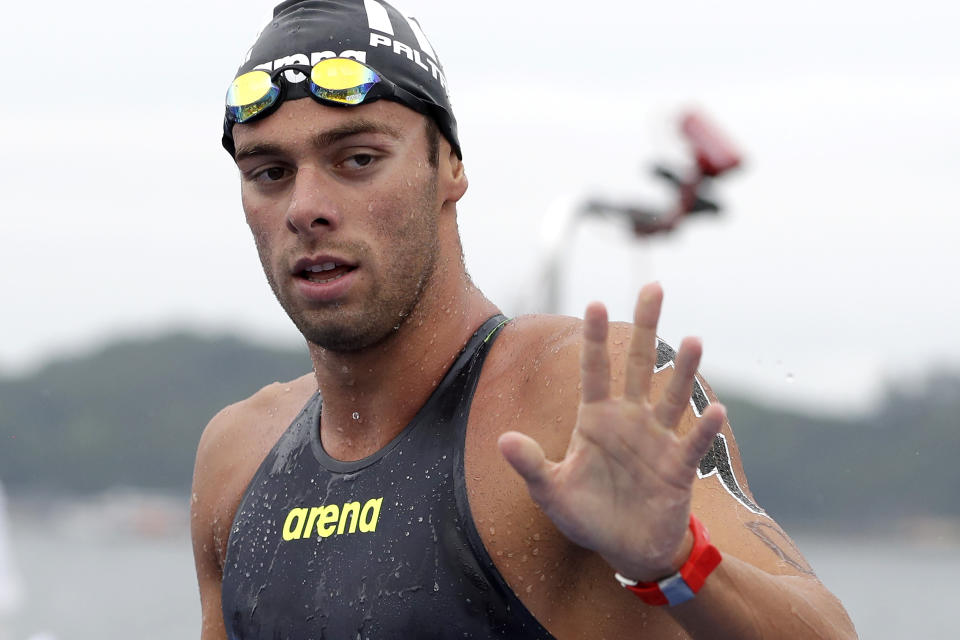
[668,553,857,640]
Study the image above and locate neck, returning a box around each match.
[308,270,498,460]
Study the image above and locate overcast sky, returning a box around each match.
[1,0,957,414]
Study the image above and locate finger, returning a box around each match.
[654,336,703,428]
[498,431,552,491]
[623,283,663,402]
[580,302,611,404]
[681,403,726,471]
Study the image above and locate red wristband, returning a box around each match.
[614,514,722,606]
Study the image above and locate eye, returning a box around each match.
[340,153,375,170]
[261,166,289,181]
[245,165,291,185]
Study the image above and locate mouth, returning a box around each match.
[298,261,357,284]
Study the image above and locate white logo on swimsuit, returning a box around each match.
[282,497,383,541]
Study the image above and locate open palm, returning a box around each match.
[499,283,726,581]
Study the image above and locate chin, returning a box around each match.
[294,310,402,353]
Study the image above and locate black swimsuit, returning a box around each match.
[221,316,556,639]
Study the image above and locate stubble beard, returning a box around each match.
[296,233,438,353]
[256,172,441,353]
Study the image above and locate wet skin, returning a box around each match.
[191,98,857,639]
[235,100,444,354]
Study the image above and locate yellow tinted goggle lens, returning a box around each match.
[226,70,280,123]
[309,58,380,106]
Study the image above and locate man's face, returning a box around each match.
[232,98,445,352]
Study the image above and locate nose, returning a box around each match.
[285,167,343,236]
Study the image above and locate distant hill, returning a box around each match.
[1,332,957,526]
[0,333,311,493]
[720,382,960,525]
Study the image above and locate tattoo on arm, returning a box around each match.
[655,339,765,514]
[745,521,815,575]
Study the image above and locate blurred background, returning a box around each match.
[1,0,957,637]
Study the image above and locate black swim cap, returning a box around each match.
[222,0,460,158]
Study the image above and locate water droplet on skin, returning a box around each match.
[352,412,360,420]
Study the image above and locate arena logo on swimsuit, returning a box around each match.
[282,497,383,541]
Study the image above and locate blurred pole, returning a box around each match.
[513,110,742,316]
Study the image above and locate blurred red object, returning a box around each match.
[681,111,742,177]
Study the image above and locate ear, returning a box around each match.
[440,143,468,205]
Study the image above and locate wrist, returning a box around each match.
[668,527,695,574]
[615,514,722,607]
[613,519,694,583]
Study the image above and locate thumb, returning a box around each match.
[498,431,551,489]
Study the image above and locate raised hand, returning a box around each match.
[498,282,726,581]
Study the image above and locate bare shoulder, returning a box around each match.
[470,313,644,460]
[467,314,835,637]
[191,373,317,567]
[195,373,317,481]
[467,315,661,635]
[478,314,644,417]
[190,372,316,637]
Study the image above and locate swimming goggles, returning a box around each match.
[226,57,432,124]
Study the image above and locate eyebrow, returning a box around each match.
[313,119,403,149]
[233,119,405,164]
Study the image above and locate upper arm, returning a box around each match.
[689,417,818,578]
[491,320,852,636]
[190,409,234,640]
[520,321,819,580]
[680,384,856,636]
[671,372,816,579]
[188,377,315,639]
[621,331,807,577]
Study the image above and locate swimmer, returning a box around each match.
[190,2,857,637]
